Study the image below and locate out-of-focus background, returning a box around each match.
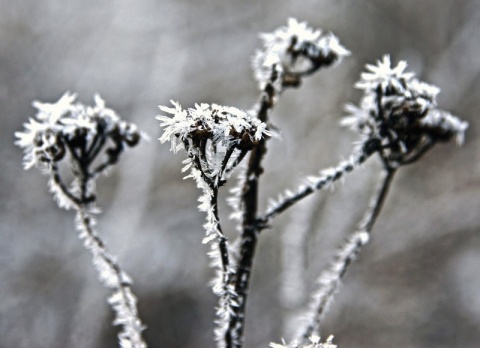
[1,1,479,347]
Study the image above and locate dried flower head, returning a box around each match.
[157,100,272,187]
[342,56,468,166]
[15,92,141,208]
[253,18,350,90]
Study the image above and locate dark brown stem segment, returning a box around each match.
[300,168,396,342]
[227,77,277,348]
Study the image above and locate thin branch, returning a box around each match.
[209,186,236,348]
[299,168,396,343]
[50,162,82,205]
[259,144,375,226]
[225,149,248,176]
[86,131,107,165]
[400,138,435,165]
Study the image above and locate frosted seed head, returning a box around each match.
[253,18,349,90]
[343,56,468,165]
[16,92,141,172]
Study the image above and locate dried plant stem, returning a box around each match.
[52,169,146,348]
[75,206,146,348]
[300,167,396,342]
[209,187,236,348]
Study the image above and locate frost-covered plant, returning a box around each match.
[17,17,469,348]
[158,18,350,348]
[295,55,468,344]
[159,19,467,348]
[15,93,146,348]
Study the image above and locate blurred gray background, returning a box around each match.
[1,1,479,347]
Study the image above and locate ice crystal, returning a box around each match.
[270,335,337,348]
[263,147,369,223]
[342,56,468,166]
[253,18,349,91]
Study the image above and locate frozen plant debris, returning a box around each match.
[253,18,350,90]
[157,101,273,187]
[342,55,468,166]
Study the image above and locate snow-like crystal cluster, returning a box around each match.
[270,335,337,348]
[158,101,274,348]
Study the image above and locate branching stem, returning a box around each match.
[259,146,376,226]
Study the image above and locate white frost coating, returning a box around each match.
[298,231,369,342]
[270,334,337,348]
[158,101,272,154]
